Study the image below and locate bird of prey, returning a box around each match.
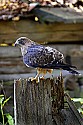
[15,37,80,80]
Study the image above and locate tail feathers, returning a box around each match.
[55,63,80,75]
[62,66,80,74]
[39,62,80,75]
[45,62,80,75]
[65,64,77,69]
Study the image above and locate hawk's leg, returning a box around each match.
[30,68,53,82]
[40,69,53,79]
[40,75,45,80]
[60,69,62,77]
[34,71,40,80]
[30,68,40,82]
[33,68,46,81]
[40,68,47,79]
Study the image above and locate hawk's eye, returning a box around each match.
[19,40,25,45]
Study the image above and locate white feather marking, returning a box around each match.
[25,64,30,67]
[45,46,54,52]
[21,47,27,56]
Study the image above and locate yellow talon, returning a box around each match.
[29,68,53,83]
[40,76,45,80]
[29,77,39,83]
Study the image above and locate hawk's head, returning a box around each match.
[15,37,34,47]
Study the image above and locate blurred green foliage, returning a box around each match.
[72,98,83,117]
[0,95,14,125]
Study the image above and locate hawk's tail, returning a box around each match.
[39,62,80,75]
[44,62,80,75]
[54,62,80,75]
[60,65,80,74]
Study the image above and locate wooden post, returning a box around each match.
[14,76,83,125]
[14,78,54,125]
[51,74,64,114]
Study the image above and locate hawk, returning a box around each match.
[15,37,80,80]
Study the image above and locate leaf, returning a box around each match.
[71,98,83,104]
[2,96,11,107]
[0,95,4,97]
[0,95,4,104]
[78,108,83,114]
[6,114,14,125]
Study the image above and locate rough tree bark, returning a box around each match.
[14,78,54,125]
[14,75,83,125]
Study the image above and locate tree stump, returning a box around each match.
[14,78,54,125]
[14,75,83,125]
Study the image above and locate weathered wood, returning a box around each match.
[52,74,64,113]
[14,78,53,125]
[0,20,83,43]
[0,58,34,74]
[52,76,83,125]
[53,108,83,125]
[33,7,83,23]
[64,93,83,125]
[14,77,83,125]
[0,46,21,58]
[0,46,35,75]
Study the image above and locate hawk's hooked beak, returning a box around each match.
[14,39,19,47]
[14,43,20,47]
[14,43,17,47]
[14,37,25,47]
[14,40,21,47]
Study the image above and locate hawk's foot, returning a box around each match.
[40,76,45,80]
[29,77,39,83]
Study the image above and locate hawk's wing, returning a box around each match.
[23,44,64,68]
[23,44,80,74]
